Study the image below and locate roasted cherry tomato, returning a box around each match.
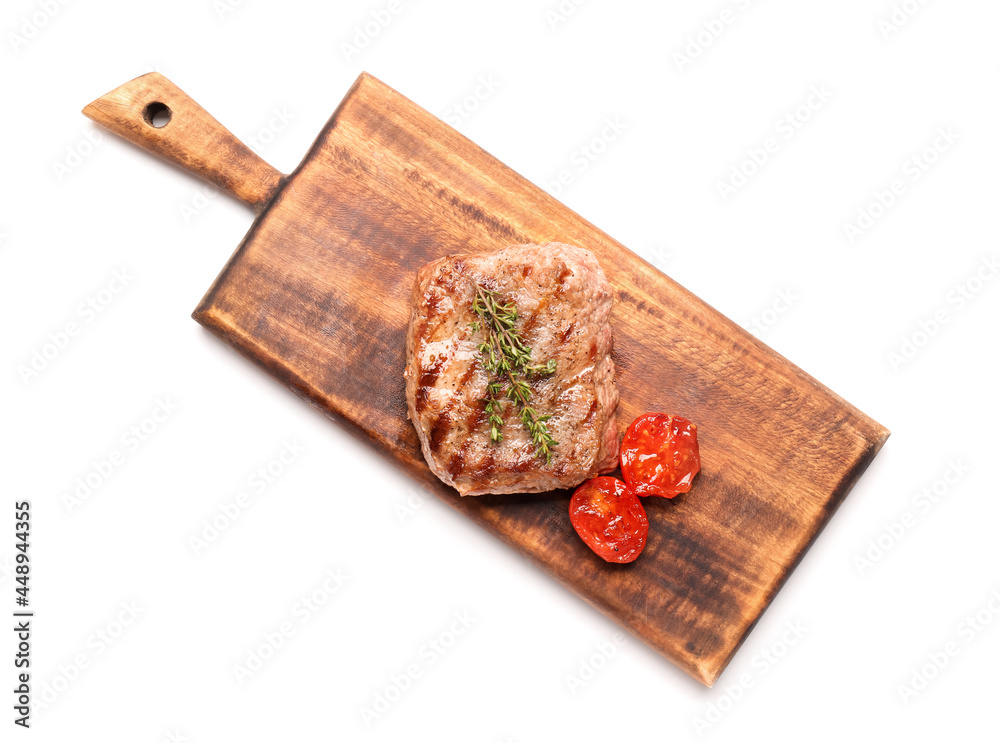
[620,413,700,498]
[569,476,648,563]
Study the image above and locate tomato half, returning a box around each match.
[569,476,648,563]
[620,413,701,498]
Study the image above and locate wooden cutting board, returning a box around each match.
[84,72,889,686]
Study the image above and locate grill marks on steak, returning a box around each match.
[404,243,619,495]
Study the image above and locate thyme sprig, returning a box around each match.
[470,285,558,463]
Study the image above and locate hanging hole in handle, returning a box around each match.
[143,102,172,128]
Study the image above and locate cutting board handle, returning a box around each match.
[83,73,283,212]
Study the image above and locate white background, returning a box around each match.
[3,0,999,740]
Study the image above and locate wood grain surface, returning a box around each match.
[83,73,283,211]
[86,72,889,686]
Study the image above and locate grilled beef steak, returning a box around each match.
[404,243,619,495]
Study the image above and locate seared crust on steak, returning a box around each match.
[404,243,619,495]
